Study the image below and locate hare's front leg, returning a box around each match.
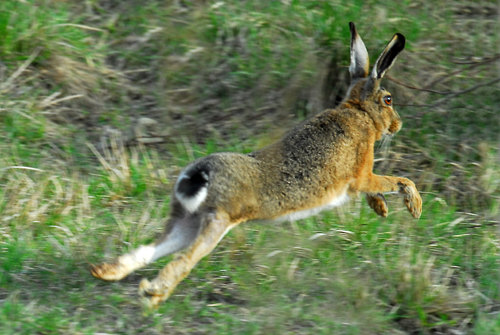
[360,174,422,218]
[365,193,388,217]
[139,212,235,308]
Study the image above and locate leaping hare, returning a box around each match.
[91,22,422,307]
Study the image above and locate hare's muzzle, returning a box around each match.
[388,110,402,135]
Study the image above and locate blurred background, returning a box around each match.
[0,1,498,334]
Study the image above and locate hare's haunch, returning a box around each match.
[91,22,422,307]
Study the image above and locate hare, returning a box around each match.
[91,22,422,307]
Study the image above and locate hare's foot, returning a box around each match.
[91,262,129,281]
[91,245,159,281]
[398,181,422,219]
[366,193,388,217]
[139,278,171,308]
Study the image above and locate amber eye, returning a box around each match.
[383,95,392,105]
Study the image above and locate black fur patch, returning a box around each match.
[176,166,210,197]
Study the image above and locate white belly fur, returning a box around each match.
[276,191,350,222]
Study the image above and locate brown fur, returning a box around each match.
[91,23,422,307]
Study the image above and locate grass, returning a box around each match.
[1,180,497,334]
[0,0,499,334]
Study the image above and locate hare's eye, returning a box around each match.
[383,96,392,105]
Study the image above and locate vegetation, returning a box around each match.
[0,0,499,334]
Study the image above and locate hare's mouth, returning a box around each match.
[387,120,402,135]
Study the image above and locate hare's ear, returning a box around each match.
[371,33,405,80]
[349,22,369,81]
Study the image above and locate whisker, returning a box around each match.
[379,134,393,156]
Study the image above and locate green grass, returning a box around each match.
[0,0,104,62]
[0,0,499,334]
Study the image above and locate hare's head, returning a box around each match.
[346,22,405,139]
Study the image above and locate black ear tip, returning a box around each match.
[395,33,406,48]
[349,22,356,34]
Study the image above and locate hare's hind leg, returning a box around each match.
[91,210,202,281]
[139,211,235,307]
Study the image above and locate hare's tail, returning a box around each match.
[175,164,210,213]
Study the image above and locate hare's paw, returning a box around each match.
[397,181,422,219]
[366,193,388,217]
[139,278,170,308]
[91,262,128,281]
